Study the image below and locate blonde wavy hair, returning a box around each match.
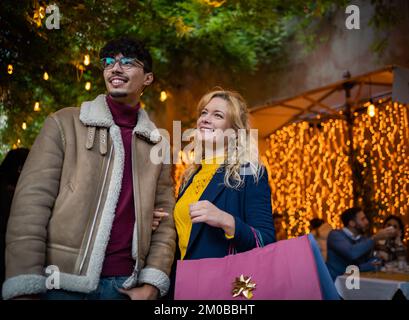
[181,89,263,190]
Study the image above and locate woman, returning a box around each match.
[376,215,407,264]
[154,90,339,300]
[155,89,275,259]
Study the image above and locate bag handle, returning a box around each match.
[228,226,264,255]
[250,227,263,248]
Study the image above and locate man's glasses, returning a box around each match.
[100,57,144,70]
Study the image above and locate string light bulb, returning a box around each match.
[22,122,27,130]
[34,102,40,112]
[43,72,49,80]
[33,6,46,27]
[83,54,90,66]
[160,91,168,102]
[367,100,376,117]
[7,64,13,74]
[85,81,91,91]
[39,6,45,19]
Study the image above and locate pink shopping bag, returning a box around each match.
[174,235,323,300]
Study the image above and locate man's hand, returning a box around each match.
[372,226,397,241]
[118,284,159,300]
[152,208,169,231]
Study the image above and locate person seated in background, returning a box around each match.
[375,215,407,264]
[0,148,30,293]
[273,213,287,241]
[326,207,397,280]
[310,218,333,261]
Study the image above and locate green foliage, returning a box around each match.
[368,0,403,55]
[0,0,397,161]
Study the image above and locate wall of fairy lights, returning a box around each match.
[262,99,408,240]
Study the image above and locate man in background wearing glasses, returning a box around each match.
[2,37,176,300]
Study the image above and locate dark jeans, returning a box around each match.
[42,276,129,300]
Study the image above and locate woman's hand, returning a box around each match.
[152,208,169,231]
[189,200,235,236]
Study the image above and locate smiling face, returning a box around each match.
[103,53,153,105]
[196,97,232,144]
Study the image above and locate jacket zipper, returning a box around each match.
[79,144,114,273]
[131,135,141,277]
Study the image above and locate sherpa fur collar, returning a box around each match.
[79,94,161,144]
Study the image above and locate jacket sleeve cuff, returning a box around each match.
[232,216,253,249]
[137,267,170,297]
[2,274,47,300]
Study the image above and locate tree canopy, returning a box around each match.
[0,0,399,160]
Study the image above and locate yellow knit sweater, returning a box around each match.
[174,158,223,259]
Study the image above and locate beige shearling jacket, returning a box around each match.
[2,94,176,300]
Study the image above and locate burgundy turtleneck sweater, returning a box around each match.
[101,95,140,277]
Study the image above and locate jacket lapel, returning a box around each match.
[185,168,226,257]
[79,94,162,145]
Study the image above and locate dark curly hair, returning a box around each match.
[99,37,153,73]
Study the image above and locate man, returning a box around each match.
[326,207,396,280]
[309,218,332,261]
[0,148,29,294]
[273,213,286,241]
[2,37,176,300]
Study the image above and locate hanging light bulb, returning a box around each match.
[7,64,13,74]
[22,122,27,130]
[39,6,46,19]
[33,6,45,27]
[34,102,40,112]
[17,139,21,145]
[160,91,168,102]
[83,54,90,66]
[85,81,91,91]
[367,77,376,118]
[43,72,49,80]
[367,100,376,117]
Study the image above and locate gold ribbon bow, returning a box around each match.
[232,274,256,299]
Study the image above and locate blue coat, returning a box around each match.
[326,229,377,280]
[177,165,276,260]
